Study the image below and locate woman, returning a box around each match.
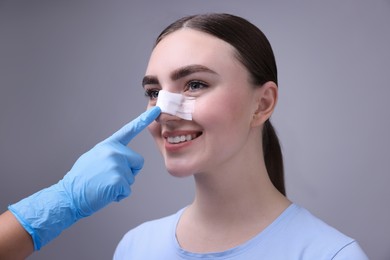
[0,13,368,259]
[114,13,367,259]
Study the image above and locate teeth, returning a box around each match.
[167,134,194,144]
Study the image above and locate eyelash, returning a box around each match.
[185,80,208,92]
[144,80,209,100]
[144,89,160,100]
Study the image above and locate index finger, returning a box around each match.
[107,106,161,145]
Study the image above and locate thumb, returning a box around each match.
[107,106,161,145]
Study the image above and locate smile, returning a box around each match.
[166,133,202,144]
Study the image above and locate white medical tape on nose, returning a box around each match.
[156,90,195,120]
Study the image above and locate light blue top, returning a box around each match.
[114,204,368,259]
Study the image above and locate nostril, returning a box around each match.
[155,112,181,125]
[155,115,160,123]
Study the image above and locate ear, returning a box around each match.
[251,81,278,127]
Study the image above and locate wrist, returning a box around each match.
[8,183,78,250]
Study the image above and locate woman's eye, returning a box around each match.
[144,89,160,100]
[186,81,208,91]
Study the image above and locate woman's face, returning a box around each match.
[144,29,261,177]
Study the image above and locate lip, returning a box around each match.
[162,130,202,152]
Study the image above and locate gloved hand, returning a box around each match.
[8,106,161,250]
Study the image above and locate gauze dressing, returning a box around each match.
[156,90,195,120]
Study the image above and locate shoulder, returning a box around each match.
[285,205,350,241]
[126,211,178,236]
[331,240,369,260]
[279,204,368,259]
[113,208,184,259]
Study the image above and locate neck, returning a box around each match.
[175,131,291,253]
[176,154,291,253]
[190,162,289,225]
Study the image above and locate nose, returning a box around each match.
[155,112,181,125]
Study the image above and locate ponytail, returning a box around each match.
[262,120,286,195]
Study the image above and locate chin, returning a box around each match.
[166,166,195,178]
[164,161,197,178]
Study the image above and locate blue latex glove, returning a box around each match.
[8,106,161,250]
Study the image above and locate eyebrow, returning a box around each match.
[142,64,218,88]
[142,75,159,87]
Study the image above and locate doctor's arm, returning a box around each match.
[0,107,160,259]
[0,211,33,259]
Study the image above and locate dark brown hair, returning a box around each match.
[155,13,285,195]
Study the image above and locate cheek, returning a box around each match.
[193,91,248,126]
[191,99,217,126]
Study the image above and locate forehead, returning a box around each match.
[146,28,239,75]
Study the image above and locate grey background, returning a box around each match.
[1,0,389,259]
